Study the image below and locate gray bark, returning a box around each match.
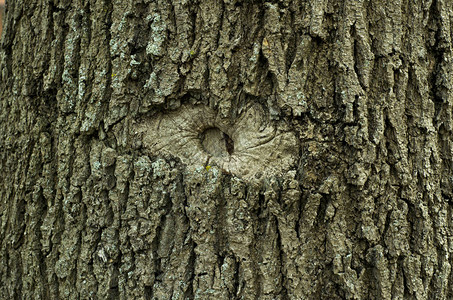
[1,0,453,299]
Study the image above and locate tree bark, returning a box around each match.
[1,0,453,299]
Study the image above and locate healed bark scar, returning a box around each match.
[136,103,298,179]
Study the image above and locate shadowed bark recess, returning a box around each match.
[1,0,453,299]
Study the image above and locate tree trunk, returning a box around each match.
[1,0,453,299]
[0,3,4,36]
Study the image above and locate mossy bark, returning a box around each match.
[1,0,453,299]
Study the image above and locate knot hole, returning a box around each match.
[199,127,234,157]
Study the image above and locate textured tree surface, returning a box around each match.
[1,0,453,299]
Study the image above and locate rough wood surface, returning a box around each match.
[1,0,453,299]
[136,103,298,179]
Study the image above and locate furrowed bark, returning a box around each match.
[1,0,453,299]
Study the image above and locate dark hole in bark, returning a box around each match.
[199,127,234,157]
[223,132,234,155]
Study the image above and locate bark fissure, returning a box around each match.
[2,0,453,299]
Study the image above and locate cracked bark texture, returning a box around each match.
[1,0,453,299]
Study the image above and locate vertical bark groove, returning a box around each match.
[1,0,453,299]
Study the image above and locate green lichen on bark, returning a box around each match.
[1,0,453,299]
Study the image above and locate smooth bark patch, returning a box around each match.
[136,103,298,179]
